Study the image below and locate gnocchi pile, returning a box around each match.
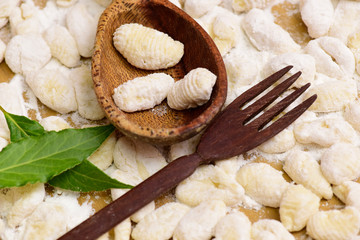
[112,23,217,112]
[0,0,359,240]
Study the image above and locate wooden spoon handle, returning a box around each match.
[59,153,204,240]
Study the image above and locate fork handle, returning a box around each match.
[58,153,204,240]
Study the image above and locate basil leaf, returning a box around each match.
[49,160,132,192]
[0,125,114,188]
[0,106,45,142]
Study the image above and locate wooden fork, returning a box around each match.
[59,66,317,240]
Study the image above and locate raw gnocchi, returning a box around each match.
[333,181,360,210]
[0,39,5,63]
[242,8,300,54]
[232,0,275,13]
[348,32,360,75]
[251,219,295,240]
[306,207,360,240]
[56,0,78,8]
[0,0,21,18]
[257,128,296,154]
[173,200,227,240]
[113,73,174,112]
[214,211,251,240]
[279,184,320,232]
[320,142,360,185]
[39,116,70,132]
[283,149,332,199]
[184,0,221,18]
[236,162,289,208]
[167,68,217,110]
[87,132,116,171]
[113,23,184,70]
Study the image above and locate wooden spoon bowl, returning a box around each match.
[92,0,227,145]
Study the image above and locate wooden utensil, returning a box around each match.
[59,66,317,240]
[92,0,227,145]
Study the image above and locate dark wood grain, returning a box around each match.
[59,66,317,240]
[92,0,227,145]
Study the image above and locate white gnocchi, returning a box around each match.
[113,73,174,112]
[251,219,295,240]
[88,132,116,171]
[333,181,360,210]
[348,32,360,76]
[279,184,320,232]
[344,101,360,132]
[56,0,78,8]
[43,24,80,68]
[232,0,275,13]
[0,0,21,18]
[184,0,221,18]
[0,39,5,63]
[283,149,332,199]
[113,23,184,70]
[167,68,217,110]
[306,207,360,240]
[242,8,300,54]
[173,200,227,240]
[236,162,289,208]
[39,116,70,132]
[214,211,251,240]
[258,128,296,154]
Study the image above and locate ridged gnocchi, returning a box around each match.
[344,101,360,132]
[305,36,355,80]
[175,165,245,207]
[242,8,300,54]
[320,143,360,185]
[306,207,360,240]
[293,117,358,147]
[251,219,295,240]
[236,163,289,208]
[348,32,360,75]
[258,128,296,154]
[5,34,51,76]
[0,0,20,18]
[113,23,184,70]
[173,200,227,240]
[184,0,221,18]
[113,73,174,112]
[167,68,216,110]
[214,211,251,240]
[333,181,360,210]
[283,149,332,199]
[131,202,190,240]
[43,24,80,68]
[299,0,333,38]
[71,65,105,120]
[279,184,320,232]
[66,3,97,58]
[265,53,316,88]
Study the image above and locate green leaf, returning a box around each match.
[0,125,115,188]
[49,160,132,192]
[0,106,45,142]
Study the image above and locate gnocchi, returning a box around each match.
[56,0,78,8]
[39,116,70,132]
[242,8,300,54]
[320,142,360,185]
[113,73,174,112]
[232,0,275,13]
[306,207,360,240]
[214,211,251,240]
[251,219,295,240]
[333,181,360,210]
[0,0,21,18]
[236,163,289,208]
[113,23,184,70]
[167,68,217,110]
[348,32,360,75]
[87,132,116,171]
[173,200,227,240]
[0,39,5,63]
[283,149,332,199]
[279,184,320,232]
[258,128,296,154]
[344,100,360,131]
[184,0,221,18]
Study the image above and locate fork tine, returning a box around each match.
[257,94,317,141]
[242,71,301,123]
[226,65,293,111]
[248,82,311,129]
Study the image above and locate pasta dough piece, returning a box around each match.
[25,66,77,114]
[299,0,333,38]
[306,207,360,240]
[0,0,20,18]
[232,0,275,13]
[265,53,316,88]
[214,211,251,240]
[242,8,300,54]
[5,34,51,76]
[283,149,332,199]
[169,134,201,161]
[333,181,360,210]
[344,101,360,131]
[279,184,320,232]
[94,0,112,7]
[236,162,289,208]
[173,200,227,240]
[66,3,97,57]
[251,219,295,240]
[88,132,116,171]
[167,68,216,110]
[113,73,174,112]
[40,116,70,132]
[131,202,190,240]
[258,128,296,154]
[184,0,221,18]
[0,39,5,63]
[113,23,184,70]
[56,0,78,7]
[320,143,360,185]
[7,183,45,228]
[0,18,8,30]
[305,36,355,80]
[43,24,80,68]
[175,165,245,207]
[293,117,358,147]
[72,65,105,120]
[348,32,360,75]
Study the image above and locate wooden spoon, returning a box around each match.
[92,0,227,145]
